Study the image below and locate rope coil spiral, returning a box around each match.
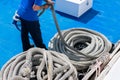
[48,28,112,70]
[1,48,78,80]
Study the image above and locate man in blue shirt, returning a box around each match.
[16,0,53,51]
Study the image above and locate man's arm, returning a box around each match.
[32,4,49,11]
[32,0,54,11]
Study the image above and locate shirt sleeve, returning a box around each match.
[34,0,43,6]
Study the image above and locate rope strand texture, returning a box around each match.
[48,28,112,70]
[1,48,78,80]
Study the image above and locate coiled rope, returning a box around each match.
[48,28,112,70]
[48,4,112,70]
[1,48,78,80]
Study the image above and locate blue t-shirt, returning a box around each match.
[17,0,42,21]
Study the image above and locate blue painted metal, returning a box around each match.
[0,0,120,68]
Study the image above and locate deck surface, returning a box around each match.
[0,0,120,69]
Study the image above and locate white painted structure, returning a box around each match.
[96,42,120,80]
[55,0,93,17]
[104,57,120,80]
[97,51,120,80]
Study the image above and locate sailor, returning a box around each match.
[13,0,53,51]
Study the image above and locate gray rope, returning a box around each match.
[48,28,112,70]
[1,48,78,80]
[49,4,112,70]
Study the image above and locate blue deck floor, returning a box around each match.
[0,0,120,69]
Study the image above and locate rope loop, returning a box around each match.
[1,48,78,80]
[48,28,112,70]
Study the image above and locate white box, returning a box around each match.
[55,0,93,17]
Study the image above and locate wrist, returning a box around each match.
[42,5,45,9]
[42,4,49,9]
[42,4,48,9]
